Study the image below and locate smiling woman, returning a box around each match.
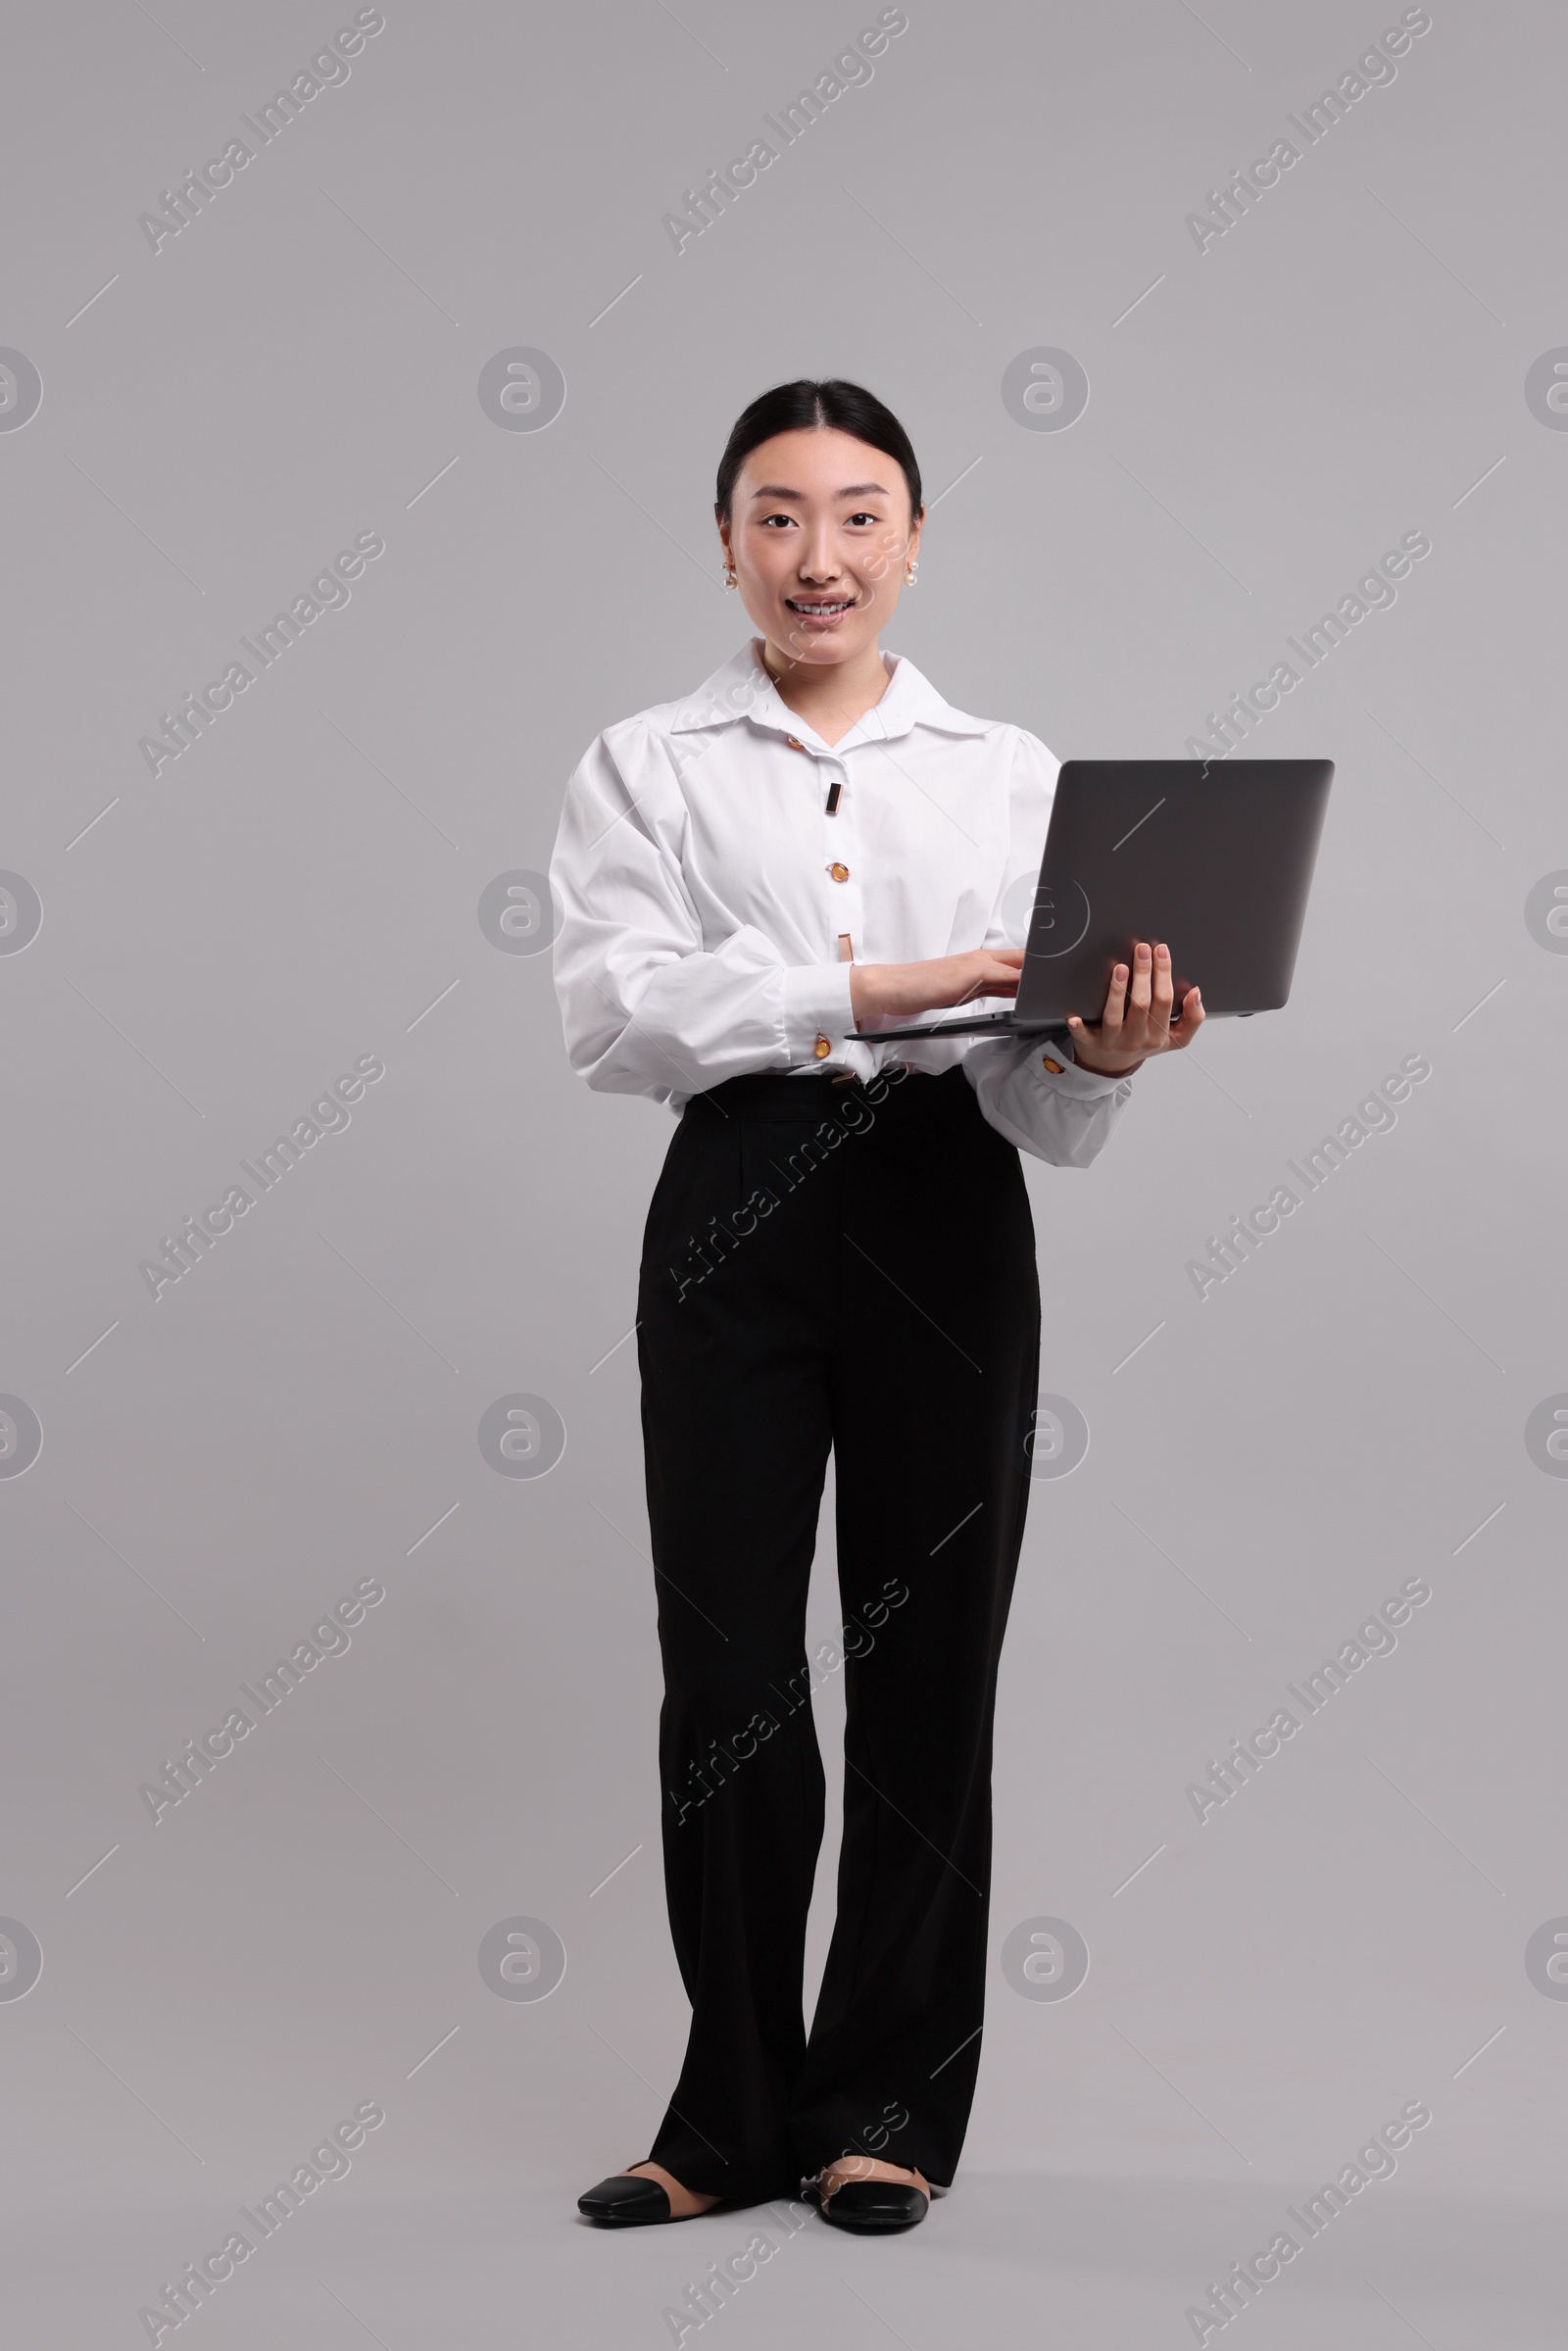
[716,379,924,696]
[551,376,1203,2240]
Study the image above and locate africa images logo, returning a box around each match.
[136,11,386,255]
[661,10,908,254]
[1184,1055,1430,1300]
[1183,10,1433,258]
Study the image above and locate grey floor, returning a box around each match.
[13,2175,1548,2346]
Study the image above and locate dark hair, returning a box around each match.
[714,378,922,526]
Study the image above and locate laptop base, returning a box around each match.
[862,1011,1067,1043]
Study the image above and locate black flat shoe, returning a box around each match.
[806,2171,929,2233]
[577,2173,676,2225]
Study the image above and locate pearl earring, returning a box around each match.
[722,561,737,588]
[904,559,918,584]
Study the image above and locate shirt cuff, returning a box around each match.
[780,960,858,1065]
[1035,1035,1131,1098]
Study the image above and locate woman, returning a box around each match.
[551,379,1201,2234]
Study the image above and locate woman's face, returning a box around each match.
[719,427,922,670]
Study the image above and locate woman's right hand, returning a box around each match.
[851,948,1025,1028]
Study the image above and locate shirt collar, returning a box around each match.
[666,639,991,744]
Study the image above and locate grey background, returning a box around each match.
[2,0,1565,2341]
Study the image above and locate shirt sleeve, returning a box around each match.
[962,727,1136,1169]
[549,721,855,1100]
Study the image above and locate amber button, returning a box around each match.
[828,861,850,882]
[1042,1054,1064,1074]
[813,1034,832,1058]
[785,734,806,752]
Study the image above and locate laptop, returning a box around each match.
[862,758,1334,1043]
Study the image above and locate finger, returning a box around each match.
[1168,986,1204,1044]
[1070,958,1127,1056]
[1139,946,1173,1052]
[1117,944,1152,1050]
[1150,944,1175,1030]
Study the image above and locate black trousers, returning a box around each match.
[635,1063,1041,2204]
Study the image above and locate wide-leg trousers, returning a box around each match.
[635,1063,1041,2205]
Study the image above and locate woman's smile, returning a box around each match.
[785,593,858,626]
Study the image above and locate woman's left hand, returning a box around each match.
[1066,941,1203,1075]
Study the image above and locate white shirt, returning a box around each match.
[549,640,1135,1168]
